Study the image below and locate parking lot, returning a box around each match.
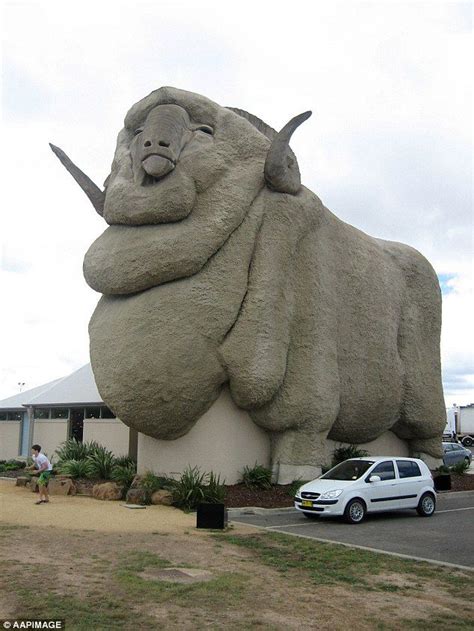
[231,490,474,569]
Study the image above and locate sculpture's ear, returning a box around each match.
[227,107,312,195]
[49,143,105,216]
[264,112,312,195]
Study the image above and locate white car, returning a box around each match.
[294,457,436,524]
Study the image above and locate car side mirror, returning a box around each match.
[369,475,381,483]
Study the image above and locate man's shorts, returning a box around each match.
[38,470,53,487]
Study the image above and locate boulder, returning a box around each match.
[150,490,173,506]
[16,477,29,487]
[92,482,122,501]
[130,474,145,489]
[29,478,39,493]
[125,487,147,505]
[75,481,93,496]
[48,478,76,496]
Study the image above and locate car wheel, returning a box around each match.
[465,457,471,465]
[344,498,366,524]
[302,511,319,519]
[462,436,473,447]
[416,492,436,517]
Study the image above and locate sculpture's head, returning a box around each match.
[50,87,311,226]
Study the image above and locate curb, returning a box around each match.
[229,519,474,573]
[228,506,294,516]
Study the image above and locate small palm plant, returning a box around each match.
[240,463,272,489]
[58,459,94,479]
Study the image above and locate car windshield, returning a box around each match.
[321,459,375,481]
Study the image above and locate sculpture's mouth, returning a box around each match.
[141,153,176,184]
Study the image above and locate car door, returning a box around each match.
[364,460,401,512]
[451,444,468,465]
[395,460,424,508]
[443,443,455,466]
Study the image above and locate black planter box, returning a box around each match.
[434,474,451,491]
[196,503,227,529]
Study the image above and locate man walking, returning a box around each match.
[27,444,53,504]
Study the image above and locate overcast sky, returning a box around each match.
[1,0,472,408]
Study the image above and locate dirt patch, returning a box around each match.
[224,483,294,507]
[1,525,472,630]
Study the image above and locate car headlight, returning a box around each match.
[319,489,343,500]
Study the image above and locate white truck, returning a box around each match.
[444,404,474,447]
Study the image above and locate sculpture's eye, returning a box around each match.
[196,125,214,136]
[133,127,144,136]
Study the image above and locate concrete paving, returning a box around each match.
[231,490,474,570]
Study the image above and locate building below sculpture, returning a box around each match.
[0,363,425,483]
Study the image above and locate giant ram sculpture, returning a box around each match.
[51,87,445,476]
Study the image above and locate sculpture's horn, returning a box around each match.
[264,111,312,195]
[49,143,105,216]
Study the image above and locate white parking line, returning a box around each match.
[436,507,474,514]
[266,522,314,529]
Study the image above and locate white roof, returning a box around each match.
[0,377,63,410]
[0,364,104,409]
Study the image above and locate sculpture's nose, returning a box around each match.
[143,139,170,149]
[132,104,192,183]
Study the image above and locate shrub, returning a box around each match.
[168,466,206,510]
[55,439,101,463]
[450,459,471,475]
[331,444,369,467]
[0,460,27,472]
[58,459,94,479]
[206,471,226,504]
[170,466,226,511]
[133,471,173,504]
[240,463,272,489]
[111,463,137,497]
[113,455,137,469]
[436,465,451,475]
[86,446,116,479]
[288,479,311,497]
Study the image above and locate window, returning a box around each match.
[7,411,22,421]
[51,408,69,419]
[396,460,421,479]
[35,408,50,419]
[101,407,116,419]
[85,407,101,419]
[321,460,374,480]
[370,461,396,481]
[0,412,7,420]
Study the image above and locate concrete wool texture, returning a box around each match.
[81,86,445,468]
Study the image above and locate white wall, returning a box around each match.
[138,387,270,484]
[327,431,410,458]
[33,420,68,461]
[83,419,130,457]
[138,387,413,484]
[0,421,21,460]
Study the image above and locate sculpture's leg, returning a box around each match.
[270,425,332,484]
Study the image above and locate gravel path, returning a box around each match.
[0,479,198,533]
